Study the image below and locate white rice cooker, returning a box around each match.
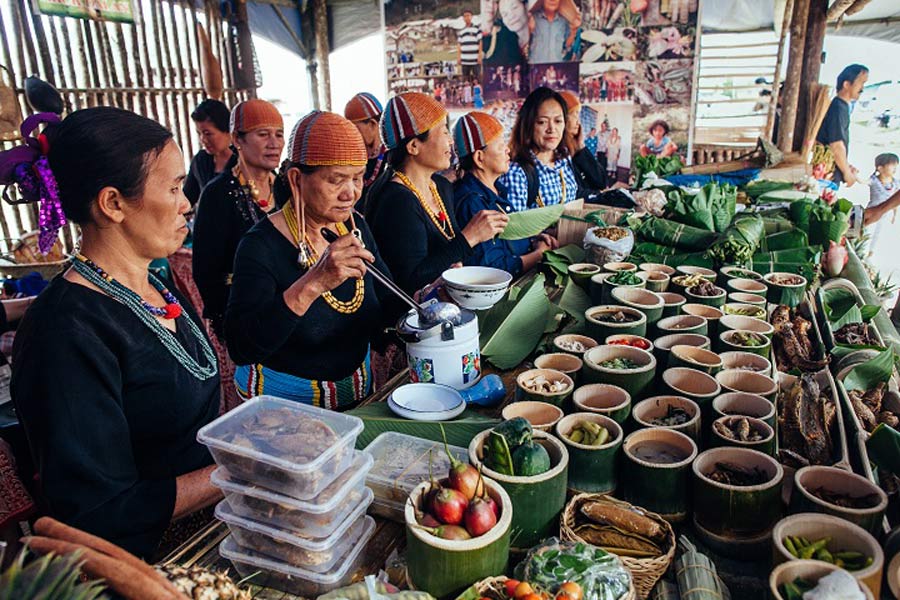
[397,307,481,390]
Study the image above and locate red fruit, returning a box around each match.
[417,511,441,528]
[504,581,521,598]
[464,495,498,536]
[419,524,471,540]
[442,426,483,500]
[482,494,500,520]
[431,487,468,525]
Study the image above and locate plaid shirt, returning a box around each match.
[500,154,578,212]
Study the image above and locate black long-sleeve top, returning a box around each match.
[572,147,609,194]
[11,277,219,559]
[367,175,472,294]
[183,149,238,207]
[192,172,269,333]
[225,217,396,381]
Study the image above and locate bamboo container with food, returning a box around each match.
[556,413,623,494]
[621,429,698,523]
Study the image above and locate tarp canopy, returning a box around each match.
[247,0,381,55]
[701,0,900,45]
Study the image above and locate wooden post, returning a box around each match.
[313,0,331,111]
[777,0,810,153]
[793,0,827,150]
[766,0,794,142]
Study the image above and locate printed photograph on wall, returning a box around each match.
[579,62,634,104]
[481,0,530,67]
[483,63,528,102]
[631,103,689,162]
[634,58,692,105]
[641,24,695,59]
[580,27,638,62]
[585,0,643,30]
[482,99,525,134]
[582,103,634,182]
[385,0,484,105]
[526,0,583,64]
[638,0,699,27]
[529,62,579,93]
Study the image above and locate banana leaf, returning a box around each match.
[641,252,715,268]
[500,203,566,240]
[709,183,737,233]
[762,229,808,251]
[743,180,795,199]
[866,423,900,475]
[480,274,553,369]
[636,217,718,251]
[751,246,820,264]
[761,216,795,235]
[556,277,592,331]
[632,241,679,257]
[821,287,858,323]
[665,188,715,232]
[842,348,895,392]
[808,198,852,247]
[830,304,882,332]
[790,199,816,231]
[746,260,818,284]
[705,214,765,266]
[349,402,498,449]
[542,244,586,286]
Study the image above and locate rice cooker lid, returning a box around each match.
[398,307,477,342]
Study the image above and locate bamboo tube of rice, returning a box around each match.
[651,579,681,600]
[675,536,731,600]
[802,84,831,163]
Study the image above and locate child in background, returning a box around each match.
[866,152,899,257]
[639,119,678,158]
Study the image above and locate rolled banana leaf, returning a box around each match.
[636,217,718,251]
[762,229,808,251]
[501,203,567,240]
[705,214,765,266]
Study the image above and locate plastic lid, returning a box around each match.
[364,431,468,495]
[197,396,364,474]
[219,516,376,583]
[215,487,373,551]
[210,451,373,514]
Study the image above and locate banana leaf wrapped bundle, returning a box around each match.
[675,537,731,600]
[763,229,808,251]
[762,216,796,235]
[636,217,718,251]
[790,200,816,232]
[635,253,714,268]
[705,214,765,266]
[633,241,679,257]
[664,183,736,233]
[743,180,795,199]
[751,246,821,264]
[746,260,818,283]
[650,580,680,600]
[809,198,852,247]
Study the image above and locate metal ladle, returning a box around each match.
[319,228,462,327]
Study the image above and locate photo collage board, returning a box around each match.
[384,0,699,181]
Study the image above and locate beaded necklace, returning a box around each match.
[233,164,274,209]
[71,255,218,381]
[393,171,455,241]
[282,201,366,314]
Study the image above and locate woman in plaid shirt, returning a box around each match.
[499,86,578,212]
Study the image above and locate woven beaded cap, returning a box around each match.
[453,111,503,158]
[344,92,383,122]
[559,90,581,113]
[380,92,447,150]
[230,98,284,133]
[288,111,367,167]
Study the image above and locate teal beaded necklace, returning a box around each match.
[71,255,218,381]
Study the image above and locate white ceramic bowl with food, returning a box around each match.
[442,266,512,310]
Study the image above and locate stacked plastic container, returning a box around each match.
[364,431,469,522]
[197,396,374,596]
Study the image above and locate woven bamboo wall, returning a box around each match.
[0,0,253,255]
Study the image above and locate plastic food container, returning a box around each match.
[211,451,373,539]
[215,488,373,573]
[365,432,468,508]
[219,516,375,597]
[197,396,363,499]
[369,496,405,523]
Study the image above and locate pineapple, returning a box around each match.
[0,549,109,600]
[157,564,252,600]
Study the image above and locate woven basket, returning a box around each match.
[470,574,636,600]
[560,494,675,600]
[0,231,71,279]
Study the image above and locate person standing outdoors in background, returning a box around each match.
[458,10,482,80]
[815,64,869,187]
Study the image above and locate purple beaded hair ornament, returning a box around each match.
[0,112,65,254]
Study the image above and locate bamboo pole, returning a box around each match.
[47,16,76,111]
[128,2,156,121]
[778,0,810,153]
[766,0,794,142]
[845,0,873,16]
[96,22,123,108]
[112,23,137,114]
[79,19,106,107]
[144,0,176,134]
[793,0,827,150]
[313,0,330,111]
[13,0,40,78]
[9,1,33,81]
[168,0,196,159]
[826,0,854,21]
